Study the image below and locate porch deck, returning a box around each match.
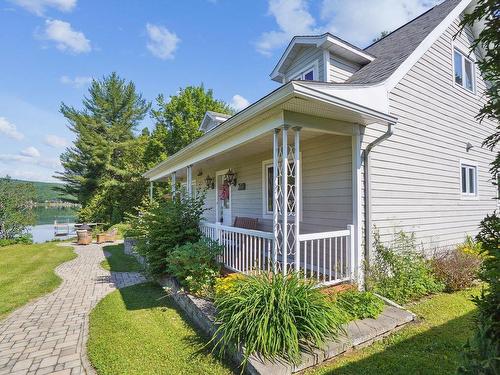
[201,222,354,286]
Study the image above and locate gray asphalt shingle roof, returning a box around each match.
[346,0,463,85]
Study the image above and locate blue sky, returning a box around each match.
[0,0,439,182]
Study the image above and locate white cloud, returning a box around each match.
[10,0,76,16]
[256,0,440,55]
[20,146,40,158]
[44,134,69,148]
[256,0,319,56]
[146,23,180,60]
[43,19,91,54]
[230,94,250,111]
[0,117,24,141]
[60,75,92,88]
[0,154,61,169]
[320,0,441,47]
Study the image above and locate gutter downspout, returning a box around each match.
[363,121,395,285]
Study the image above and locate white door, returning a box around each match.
[216,172,231,225]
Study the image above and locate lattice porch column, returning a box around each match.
[294,127,301,272]
[171,171,177,196]
[186,165,192,196]
[272,128,281,274]
[281,126,289,275]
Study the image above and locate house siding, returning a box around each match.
[329,53,360,83]
[362,17,497,249]
[198,133,353,234]
[284,46,325,82]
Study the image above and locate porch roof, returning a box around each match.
[144,81,398,181]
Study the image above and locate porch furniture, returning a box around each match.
[96,233,107,244]
[105,228,117,242]
[76,230,92,245]
[233,216,258,230]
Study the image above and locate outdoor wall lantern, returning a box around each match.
[224,169,237,186]
[205,174,215,189]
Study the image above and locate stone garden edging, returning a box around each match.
[159,276,415,375]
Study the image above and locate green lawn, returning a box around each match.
[0,242,77,320]
[87,282,235,375]
[305,288,480,375]
[100,244,143,272]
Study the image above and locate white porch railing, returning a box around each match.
[200,222,274,273]
[200,222,355,286]
[297,225,354,286]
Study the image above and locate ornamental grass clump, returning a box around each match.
[212,272,346,367]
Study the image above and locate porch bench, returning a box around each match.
[233,216,258,230]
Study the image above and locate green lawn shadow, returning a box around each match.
[116,282,238,374]
[101,243,143,272]
[316,311,475,375]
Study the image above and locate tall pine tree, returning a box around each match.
[56,73,150,223]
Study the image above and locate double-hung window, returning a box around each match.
[453,49,475,93]
[289,62,317,82]
[461,163,477,197]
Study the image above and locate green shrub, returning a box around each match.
[0,234,32,247]
[213,272,346,367]
[333,290,385,321]
[126,192,207,276]
[367,230,444,304]
[457,235,485,259]
[109,222,131,237]
[458,213,499,375]
[166,239,223,296]
[431,248,482,292]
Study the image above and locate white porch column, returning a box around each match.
[149,181,153,202]
[172,172,177,194]
[272,129,280,274]
[281,126,289,275]
[186,165,192,197]
[352,126,363,287]
[294,127,301,272]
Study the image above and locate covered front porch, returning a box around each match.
[145,81,397,286]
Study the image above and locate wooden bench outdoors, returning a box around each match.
[233,216,258,230]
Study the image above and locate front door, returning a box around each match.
[216,172,231,225]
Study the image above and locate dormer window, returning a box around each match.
[293,68,314,81]
[287,61,318,82]
[453,48,475,93]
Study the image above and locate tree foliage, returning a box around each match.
[146,85,233,166]
[57,73,151,224]
[0,177,35,240]
[458,2,500,373]
[459,0,500,176]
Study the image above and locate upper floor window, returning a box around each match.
[461,163,477,197]
[453,49,475,93]
[288,62,318,82]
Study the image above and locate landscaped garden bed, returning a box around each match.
[160,276,414,375]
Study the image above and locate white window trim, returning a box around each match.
[286,61,319,83]
[460,160,478,199]
[261,157,302,220]
[452,46,476,95]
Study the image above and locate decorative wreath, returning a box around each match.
[219,181,230,200]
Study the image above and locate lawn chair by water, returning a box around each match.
[76,230,92,245]
[105,228,117,242]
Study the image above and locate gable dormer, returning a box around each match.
[199,111,231,133]
[270,33,374,84]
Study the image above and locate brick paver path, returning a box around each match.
[0,242,146,375]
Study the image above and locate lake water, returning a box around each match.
[30,206,78,243]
